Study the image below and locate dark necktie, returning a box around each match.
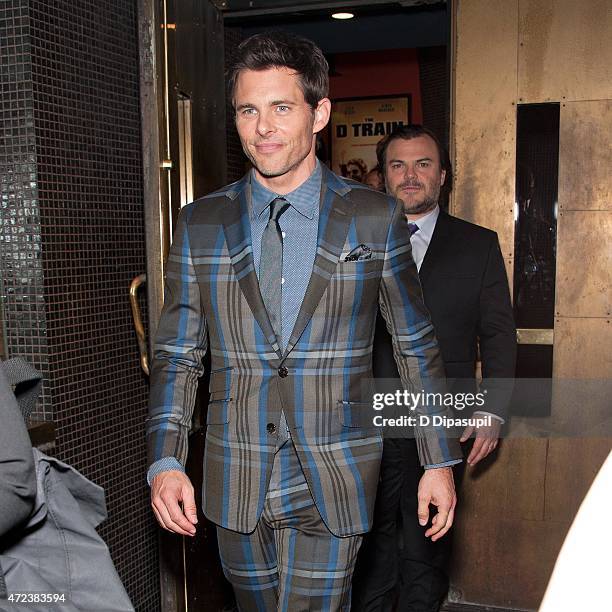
[408,221,419,237]
[259,197,290,345]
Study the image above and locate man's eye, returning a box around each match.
[417,161,430,168]
[390,163,402,170]
[241,108,257,116]
[276,105,290,112]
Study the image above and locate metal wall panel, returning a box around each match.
[550,78,612,531]
[451,2,526,606]
[452,0,517,287]
[544,438,611,524]
[550,317,611,443]
[548,317,611,522]
[557,101,612,319]
[552,317,612,379]
[457,439,548,521]
[451,505,569,607]
[558,100,612,212]
[555,210,612,318]
[452,1,612,609]
[518,0,612,103]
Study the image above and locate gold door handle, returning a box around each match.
[130,274,150,376]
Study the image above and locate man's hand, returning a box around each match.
[460,417,501,466]
[151,470,198,536]
[417,466,456,542]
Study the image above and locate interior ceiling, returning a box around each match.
[218,0,448,55]
[214,0,445,18]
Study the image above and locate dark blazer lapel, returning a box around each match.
[221,175,283,359]
[283,167,354,358]
[418,209,452,285]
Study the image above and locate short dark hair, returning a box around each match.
[228,32,329,110]
[376,124,450,175]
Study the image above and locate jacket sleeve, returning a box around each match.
[0,368,36,537]
[378,199,463,466]
[476,233,517,420]
[146,205,208,469]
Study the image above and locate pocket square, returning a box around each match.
[344,244,372,262]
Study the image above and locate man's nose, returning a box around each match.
[404,164,417,180]
[256,111,275,136]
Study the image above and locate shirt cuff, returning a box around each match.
[424,459,463,469]
[473,410,505,425]
[147,457,185,486]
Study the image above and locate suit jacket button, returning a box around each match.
[267,423,276,434]
[278,366,289,378]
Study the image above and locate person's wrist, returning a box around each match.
[147,457,185,485]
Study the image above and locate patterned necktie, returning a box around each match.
[259,197,290,345]
[408,221,419,236]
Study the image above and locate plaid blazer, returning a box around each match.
[147,166,461,537]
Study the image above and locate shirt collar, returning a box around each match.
[410,205,440,244]
[251,161,321,221]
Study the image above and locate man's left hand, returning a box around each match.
[460,417,501,466]
[417,467,456,541]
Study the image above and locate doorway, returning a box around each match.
[137,2,460,611]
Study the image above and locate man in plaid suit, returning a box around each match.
[146,32,462,611]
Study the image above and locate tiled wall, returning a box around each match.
[0,0,52,419]
[0,1,159,610]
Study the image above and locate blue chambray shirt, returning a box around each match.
[250,161,321,349]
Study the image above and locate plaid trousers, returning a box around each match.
[217,436,363,611]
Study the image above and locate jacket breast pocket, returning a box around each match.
[334,259,382,281]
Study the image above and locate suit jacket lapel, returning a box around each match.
[221,175,283,359]
[418,209,452,286]
[283,166,354,358]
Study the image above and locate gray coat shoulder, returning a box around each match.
[0,367,36,536]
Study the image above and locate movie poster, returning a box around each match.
[330,96,412,182]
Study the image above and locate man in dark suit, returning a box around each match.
[352,125,516,611]
[146,37,462,611]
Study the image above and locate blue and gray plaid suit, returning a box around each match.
[146,165,461,541]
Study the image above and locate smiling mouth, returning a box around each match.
[254,142,283,153]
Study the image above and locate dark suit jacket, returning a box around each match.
[374,210,516,419]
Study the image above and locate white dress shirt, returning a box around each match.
[407,205,440,271]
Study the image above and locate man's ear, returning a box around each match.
[440,168,447,187]
[313,98,331,134]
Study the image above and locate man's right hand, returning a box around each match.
[151,470,198,536]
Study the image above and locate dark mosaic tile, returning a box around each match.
[1,1,159,609]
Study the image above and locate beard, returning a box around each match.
[395,180,441,215]
[399,193,439,215]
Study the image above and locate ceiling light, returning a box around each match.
[332,12,354,20]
